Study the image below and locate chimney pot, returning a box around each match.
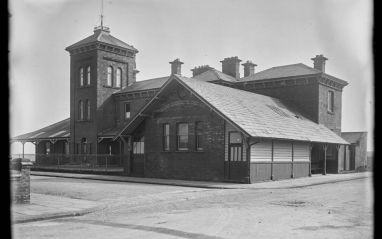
[311,54,328,72]
[169,58,184,75]
[242,60,257,77]
[191,65,214,77]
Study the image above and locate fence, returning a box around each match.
[32,154,124,172]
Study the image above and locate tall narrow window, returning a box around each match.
[86,66,91,85]
[195,122,204,151]
[177,123,188,150]
[79,67,84,86]
[81,138,87,154]
[78,100,84,120]
[328,90,334,112]
[163,124,170,151]
[64,141,69,155]
[107,66,113,86]
[116,68,122,88]
[124,103,131,119]
[86,99,91,120]
[45,142,51,155]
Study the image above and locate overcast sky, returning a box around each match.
[10,0,373,153]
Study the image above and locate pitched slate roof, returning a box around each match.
[114,76,170,94]
[241,63,348,85]
[12,118,70,141]
[193,69,239,82]
[66,27,138,52]
[116,75,348,145]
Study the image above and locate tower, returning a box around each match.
[65,25,138,154]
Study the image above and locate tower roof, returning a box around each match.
[65,26,138,53]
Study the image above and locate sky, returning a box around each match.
[10,0,373,154]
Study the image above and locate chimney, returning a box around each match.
[311,54,328,72]
[169,58,184,75]
[220,56,242,79]
[242,61,257,77]
[191,65,214,77]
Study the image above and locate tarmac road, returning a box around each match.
[13,176,373,239]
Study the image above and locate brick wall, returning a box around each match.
[141,82,226,181]
[237,81,319,122]
[318,84,343,135]
[11,163,32,204]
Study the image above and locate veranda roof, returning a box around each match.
[12,118,70,142]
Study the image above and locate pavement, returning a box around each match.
[12,193,102,224]
[12,171,371,224]
[31,170,372,189]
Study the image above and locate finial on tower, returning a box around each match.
[94,0,110,33]
[100,0,104,28]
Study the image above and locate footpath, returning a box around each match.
[31,171,371,189]
[12,193,102,224]
[13,171,371,224]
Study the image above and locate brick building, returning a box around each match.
[12,25,367,183]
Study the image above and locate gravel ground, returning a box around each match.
[13,176,373,239]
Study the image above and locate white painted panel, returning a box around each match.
[251,140,272,162]
[293,142,310,161]
[273,140,292,161]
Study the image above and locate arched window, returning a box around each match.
[86,66,91,85]
[79,67,84,86]
[107,66,113,86]
[116,68,122,88]
[78,100,84,120]
[81,138,87,154]
[86,99,91,120]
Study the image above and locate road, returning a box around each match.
[13,176,373,239]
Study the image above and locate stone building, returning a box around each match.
[12,25,367,183]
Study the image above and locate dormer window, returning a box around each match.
[107,66,113,86]
[116,68,122,88]
[86,66,91,85]
[79,67,84,86]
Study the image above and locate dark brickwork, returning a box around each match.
[68,39,137,154]
[139,82,226,181]
[236,76,343,134]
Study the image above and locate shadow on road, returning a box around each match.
[58,218,226,239]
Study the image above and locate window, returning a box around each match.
[78,100,84,120]
[124,103,131,119]
[86,99,91,120]
[86,66,91,85]
[229,132,243,162]
[195,122,204,151]
[64,141,70,155]
[81,138,87,154]
[45,142,51,155]
[177,123,189,150]
[229,132,242,144]
[328,90,334,112]
[79,67,84,86]
[107,66,113,86]
[116,68,122,88]
[163,124,170,151]
[133,136,145,154]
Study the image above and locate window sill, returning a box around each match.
[79,85,91,89]
[327,110,334,115]
[103,85,122,90]
[77,120,93,123]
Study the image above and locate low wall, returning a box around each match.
[250,161,310,182]
[11,168,31,204]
